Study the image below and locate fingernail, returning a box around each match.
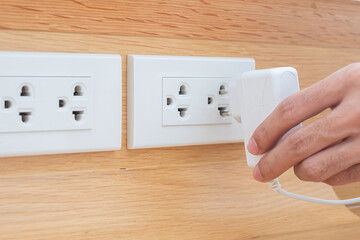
[253,165,265,182]
[247,137,260,155]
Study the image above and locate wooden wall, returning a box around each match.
[0,1,359,239]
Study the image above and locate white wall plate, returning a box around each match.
[0,52,122,157]
[127,55,255,149]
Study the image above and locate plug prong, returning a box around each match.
[219,89,228,95]
[220,109,231,116]
[218,107,231,117]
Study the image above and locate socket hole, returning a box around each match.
[166,97,173,106]
[4,100,12,109]
[178,107,188,118]
[73,85,83,96]
[20,85,31,97]
[19,112,32,123]
[59,99,66,108]
[219,85,227,95]
[208,97,213,105]
[218,106,230,117]
[179,85,187,95]
[73,110,84,121]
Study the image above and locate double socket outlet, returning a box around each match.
[0,76,92,132]
[127,55,255,149]
[0,52,122,157]
[162,77,232,126]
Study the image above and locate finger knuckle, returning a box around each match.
[328,151,351,169]
[287,131,309,155]
[323,116,338,133]
[297,161,325,182]
[316,115,341,137]
[343,108,360,131]
[277,96,297,122]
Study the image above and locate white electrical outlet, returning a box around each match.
[127,55,255,149]
[0,76,93,132]
[0,52,122,157]
[162,77,232,125]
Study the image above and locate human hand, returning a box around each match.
[247,63,360,186]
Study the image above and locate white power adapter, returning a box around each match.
[231,67,300,168]
[230,67,360,205]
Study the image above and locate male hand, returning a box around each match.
[248,63,360,186]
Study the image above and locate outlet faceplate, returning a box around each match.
[0,52,122,157]
[127,55,255,149]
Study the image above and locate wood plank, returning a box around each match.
[0,0,359,48]
[0,30,359,239]
[0,162,359,240]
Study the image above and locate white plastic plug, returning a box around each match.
[230,67,300,167]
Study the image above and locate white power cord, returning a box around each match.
[268,179,360,205]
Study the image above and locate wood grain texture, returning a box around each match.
[0,0,359,48]
[334,183,360,216]
[0,0,360,239]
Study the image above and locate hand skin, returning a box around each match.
[248,63,360,186]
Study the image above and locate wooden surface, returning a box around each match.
[334,183,360,216]
[0,1,359,239]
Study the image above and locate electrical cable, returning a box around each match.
[268,179,360,205]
